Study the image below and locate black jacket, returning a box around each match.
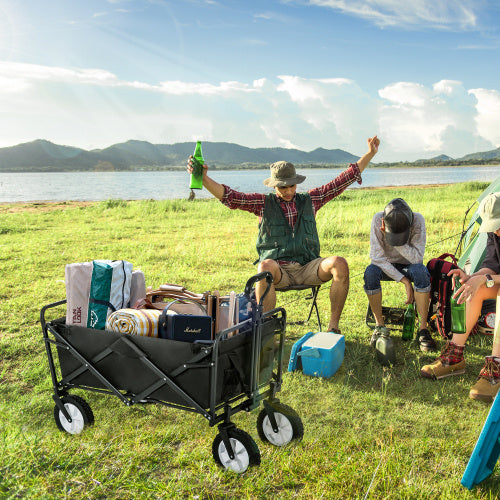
[481,233,500,274]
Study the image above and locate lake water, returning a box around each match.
[1,165,500,203]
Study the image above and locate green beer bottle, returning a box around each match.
[189,141,204,190]
[402,303,415,341]
[450,283,466,333]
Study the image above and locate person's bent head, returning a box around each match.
[382,198,413,247]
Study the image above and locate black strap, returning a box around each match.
[89,298,116,312]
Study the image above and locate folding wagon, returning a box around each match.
[41,272,304,473]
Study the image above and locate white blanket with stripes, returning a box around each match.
[105,308,162,337]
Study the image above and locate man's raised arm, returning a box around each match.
[357,136,380,172]
[187,156,225,200]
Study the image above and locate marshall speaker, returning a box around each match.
[159,301,213,342]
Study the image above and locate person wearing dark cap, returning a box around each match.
[187,136,380,333]
[421,192,500,402]
[364,198,435,351]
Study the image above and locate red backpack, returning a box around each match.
[426,253,459,339]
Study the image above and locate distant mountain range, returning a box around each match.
[0,139,499,172]
[417,150,500,162]
[417,154,454,162]
[0,139,359,172]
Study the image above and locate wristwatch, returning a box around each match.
[485,274,495,288]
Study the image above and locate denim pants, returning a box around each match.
[363,263,431,295]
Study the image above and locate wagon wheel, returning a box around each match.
[212,428,261,473]
[54,395,94,435]
[256,402,304,446]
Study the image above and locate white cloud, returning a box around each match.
[277,75,354,102]
[378,81,429,107]
[377,79,493,158]
[305,0,478,29]
[0,61,261,96]
[275,75,376,148]
[254,11,297,23]
[0,61,122,87]
[254,12,274,20]
[470,88,500,147]
[1,60,500,160]
[158,80,261,96]
[0,75,31,93]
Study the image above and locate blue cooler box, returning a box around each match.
[289,332,345,378]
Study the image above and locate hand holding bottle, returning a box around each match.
[188,141,205,190]
[453,274,489,304]
[186,152,225,201]
[187,156,207,175]
[447,268,468,290]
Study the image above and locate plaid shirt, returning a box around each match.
[221,163,362,228]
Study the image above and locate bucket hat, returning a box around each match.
[383,198,413,247]
[263,161,306,187]
[479,192,500,233]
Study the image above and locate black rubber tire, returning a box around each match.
[54,395,94,435]
[256,402,304,446]
[212,428,261,473]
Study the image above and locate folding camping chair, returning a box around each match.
[365,280,408,330]
[277,284,322,331]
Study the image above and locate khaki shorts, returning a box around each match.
[275,258,329,289]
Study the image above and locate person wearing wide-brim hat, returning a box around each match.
[187,136,380,334]
[421,192,500,402]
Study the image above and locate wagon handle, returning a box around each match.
[40,299,67,333]
[244,271,273,306]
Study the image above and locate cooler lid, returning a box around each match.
[287,331,315,372]
[302,331,344,349]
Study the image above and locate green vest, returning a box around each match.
[256,193,321,265]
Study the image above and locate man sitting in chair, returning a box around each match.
[187,136,380,334]
[363,198,435,351]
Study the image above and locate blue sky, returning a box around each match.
[1,0,500,162]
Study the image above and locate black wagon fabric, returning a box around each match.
[52,316,280,409]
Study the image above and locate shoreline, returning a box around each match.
[0,183,456,212]
[0,164,499,174]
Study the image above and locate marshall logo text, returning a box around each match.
[184,327,202,334]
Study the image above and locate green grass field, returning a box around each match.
[1,181,499,499]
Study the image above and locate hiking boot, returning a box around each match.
[470,356,500,402]
[421,341,466,379]
[417,328,437,352]
[370,325,389,348]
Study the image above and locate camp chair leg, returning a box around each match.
[365,304,376,329]
[277,285,322,331]
[306,286,322,332]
